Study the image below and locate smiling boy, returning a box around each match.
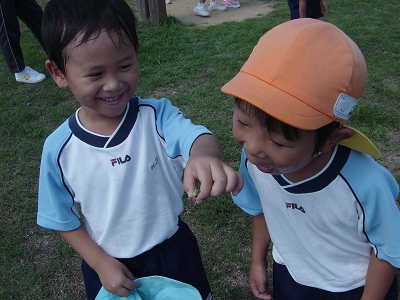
[222,19,400,300]
[36,0,242,299]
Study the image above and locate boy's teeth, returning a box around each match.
[103,96,119,101]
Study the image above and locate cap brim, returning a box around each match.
[340,125,381,158]
[222,74,381,158]
[221,71,333,130]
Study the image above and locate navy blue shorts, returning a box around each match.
[81,219,212,300]
[273,261,398,300]
[288,0,324,19]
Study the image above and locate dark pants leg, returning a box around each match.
[0,0,44,73]
[273,261,398,300]
[287,0,323,20]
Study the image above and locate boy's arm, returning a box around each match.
[249,214,272,300]
[183,134,243,204]
[320,0,328,14]
[299,0,307,18]
[58,225,140,297]
[361,251,397,300]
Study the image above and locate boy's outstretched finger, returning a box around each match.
[196,164,243,199]
[189,162,226,199]
[222,165,244,195]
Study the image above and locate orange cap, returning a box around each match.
[222,19,381,158]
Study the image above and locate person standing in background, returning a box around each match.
[0,0,46,83]
[288,0,328,21]
[194,0,227,17]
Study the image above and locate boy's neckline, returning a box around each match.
[77,105,127,136]
[283,147,336,183]
[69,98,139,148]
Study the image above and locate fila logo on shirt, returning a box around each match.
[149,156,160,172]
[111,155,131,166]
[286,202,305,213]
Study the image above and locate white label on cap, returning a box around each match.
[333,93,358,121]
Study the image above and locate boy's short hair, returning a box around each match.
[42,0,139,74]
[222,19,381,158]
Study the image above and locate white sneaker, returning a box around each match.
[208,1,227,11]
[15,66,46,83]
[194,3,210,16]
[223,0,240,8]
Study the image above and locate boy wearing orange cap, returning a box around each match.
[222,19,399,300]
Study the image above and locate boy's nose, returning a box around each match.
[103,77,122,92]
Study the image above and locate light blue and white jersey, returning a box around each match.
[233,145,400,292]
[37,97,211,258]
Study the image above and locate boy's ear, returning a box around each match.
[320,127,354,153]
[45,60,69,89]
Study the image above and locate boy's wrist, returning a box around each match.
[250,257,267,266]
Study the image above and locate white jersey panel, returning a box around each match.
[249,161,370,291]
[38,97,212,258]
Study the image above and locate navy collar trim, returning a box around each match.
[68,97,139,148]
[274,146,351,194]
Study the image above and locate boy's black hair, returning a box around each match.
[42,0,139,74]
[235,98,340,156]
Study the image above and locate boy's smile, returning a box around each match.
[255,165,275,174]
[233,106,330,182]
[48,30,140,134]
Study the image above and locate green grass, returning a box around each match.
[0,0,399,298]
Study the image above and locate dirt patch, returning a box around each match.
[165,0,275,27]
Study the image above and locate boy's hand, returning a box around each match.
[184,134,243,204]
[360,251,397,300]
[58,226,140,297]
[184,156,243,204]
[249,261,272,300]
[97,256,140,297]
[320,0,328,14]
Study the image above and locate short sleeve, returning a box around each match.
[231,149,263,216]
[37,121,81,231]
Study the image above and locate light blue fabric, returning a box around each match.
[95,276,202,300]
[231,149,263,216]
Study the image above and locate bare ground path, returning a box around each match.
[165,0,275,26]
